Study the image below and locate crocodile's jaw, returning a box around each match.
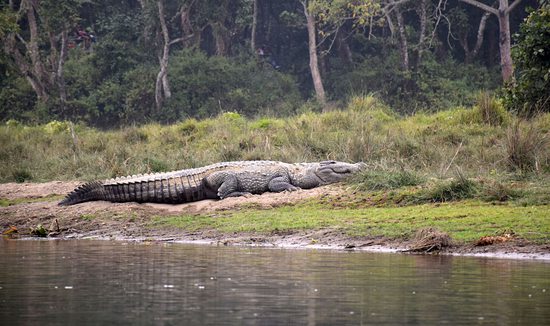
[313,161,366,184]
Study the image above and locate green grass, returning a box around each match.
[0,194,63,207]
[1,94,549,244]
[1,95,549,183]
[79,214,96,220]
[153,200,550,243]
[153,172,550,244]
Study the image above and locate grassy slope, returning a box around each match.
[155,200,549,243]
[1,95,549,244]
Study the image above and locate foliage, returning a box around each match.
[504,5,550,116]
[463,92,511,126]
[0,5,18,38]
[30,224,48,237]
[0,0,535,125]
[165,50,302,120]
[309,0,382,37]
[0,76,37,122]
[328,50,500,113]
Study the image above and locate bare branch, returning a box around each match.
[459,0,498,16]
[168,33,194,46]
[472,11,491,57]
[506,0,525,14]
[383,0,414,14]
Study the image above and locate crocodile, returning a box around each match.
[59,160,366,206]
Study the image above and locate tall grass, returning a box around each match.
[505,119,549,172]
[1,95,549,184]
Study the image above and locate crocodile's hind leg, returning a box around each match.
[216,173,251,199]
[268,176,299,192]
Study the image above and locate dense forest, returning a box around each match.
[0,0,547,127]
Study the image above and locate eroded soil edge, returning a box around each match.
[1,182,549,260]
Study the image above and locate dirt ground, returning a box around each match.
[1,181,549,260]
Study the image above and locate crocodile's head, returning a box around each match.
[313,161,366,185]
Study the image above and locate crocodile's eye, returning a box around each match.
[320,160,337,166]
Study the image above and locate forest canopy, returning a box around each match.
[0,0,543,127]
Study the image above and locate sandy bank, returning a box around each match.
[1,181,549,260]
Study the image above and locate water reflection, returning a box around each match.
[0,240,548,325]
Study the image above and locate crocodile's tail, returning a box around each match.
[59,181,104,206]
[59,176,212,206]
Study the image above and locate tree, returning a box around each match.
[251,0,258,52]
[383,0,450,72]
[303,0,382,103]
[450,5,493,64]
[1,0,83,115]
[504,4,550,116]
[300,0,326,104]
[151,0,195,110]
[459,0,525,82]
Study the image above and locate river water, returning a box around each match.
[0,240,548,325]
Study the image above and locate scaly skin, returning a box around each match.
[59,160,366,205]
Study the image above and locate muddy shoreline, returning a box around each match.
[1,181,549,260]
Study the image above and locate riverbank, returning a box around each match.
[1,181,548,260]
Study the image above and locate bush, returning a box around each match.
[472,92,510,126]
[166,49,302,119]
[504,5,550,117]
[505,119,548,172]
[419,174,479,202]
[351,168,424,191]
[13,169,32,183]
[0,77,37,122]
[328,51,499,113]
[480,179,523,202]
[43,121,70,134]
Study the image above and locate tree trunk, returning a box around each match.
[335,28,353,65]
[211,23,230,56]
[301,0,326,104]
[461,11,491,64]
[498,2,513,82]
[25,0,51,101]
[394,6,409,72]
[459,0,524,82]
[177,0,197,48]
[155,0,172,110]
[414,0,427,70]
[57,30,69,114]
[4,0,74,108]
[3,35,48,101]
[251,0,258,52]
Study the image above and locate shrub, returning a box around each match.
[480,179,523,202]
[328,51,499,113]
[178,119,199,135]
[505,120,548,171]
[5,119,20,128]
[472,92,510,126]
[503,5,550,117]
[43,121,69,134]
[351,168,424,191]
[419,174,479,202]
[13,169,32,183]
[166,49,302,119]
